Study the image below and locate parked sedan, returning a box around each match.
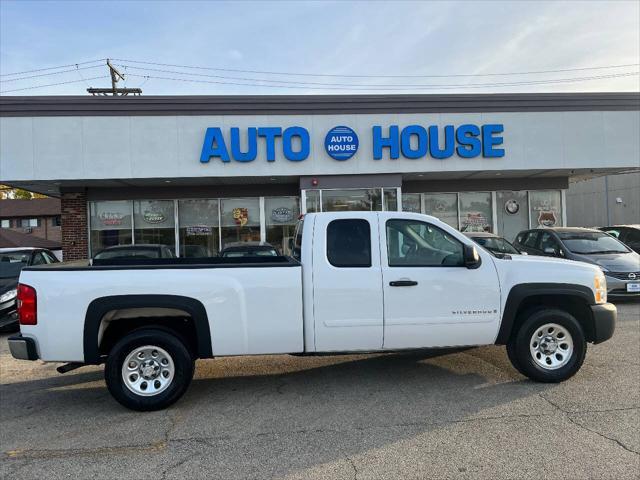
[463,232,523,256]
[514,227,640,297]
[93,244,175,263]
[599,225,640,254]
[0,247,59,332]
[220,242,278,258]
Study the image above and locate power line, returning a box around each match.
[0,76,110,94]
[124,71,639,91]
[113,58,640,79]
[0,59,106,77]
[116,63,640,89]
[0,65,104,83]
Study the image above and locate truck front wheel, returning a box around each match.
[105,328,195,411]
[507,308,586,383]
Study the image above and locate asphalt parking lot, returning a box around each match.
[0,302,638,480]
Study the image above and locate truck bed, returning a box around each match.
[19,256,303,362]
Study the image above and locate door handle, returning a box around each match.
[389,280,418,287]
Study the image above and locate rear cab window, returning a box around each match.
[326,219,371,267]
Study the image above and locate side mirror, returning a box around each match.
[464,244,482,269]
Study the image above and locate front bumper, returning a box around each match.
[590,303,616,344]
[605,275,640,297]
[8,334,39,360]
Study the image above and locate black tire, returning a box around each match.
[506,308,586,383]
[105,328,195,411]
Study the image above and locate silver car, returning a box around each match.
[513,227,640,298]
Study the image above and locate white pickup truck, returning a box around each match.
[9,212,616,411]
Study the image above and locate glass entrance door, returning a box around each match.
[302,188,400,213]
[496,191,529,241]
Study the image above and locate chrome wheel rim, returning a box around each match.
[530,323,573,370]
[121,345,174,396]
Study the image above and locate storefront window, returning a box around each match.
[89,200,133,254]
[424,193,458,229]
[383,188,398,211]
[529,190,563,228]
[220,198,261,249]
[265,197,300,255]
[178,199,219,257]
[321,189,382,212]
[401,193,422,213]
[133,200,176,253]
[305,190,321,213]
[458,192,493,233]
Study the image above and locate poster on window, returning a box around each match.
[90,201,132,231]
[530,191,562,228]
[459,192,493,233]
[424,193,458,229]
[134,200,175,229]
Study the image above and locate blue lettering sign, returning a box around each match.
[201,123,504,163]
[230,127,257,162]
[428,125,455,160]
[373,124,503,160]
[200,127,230,163]
[455,124,482,158]
[257,127,282,162]
[400,125,428,159]
[282,126,309,162]
[482,124,505,158]
[373,125,400,160]
[324,126,359,161]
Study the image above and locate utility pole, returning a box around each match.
[87,59,142,96]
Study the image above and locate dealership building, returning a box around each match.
[1,93,639,260]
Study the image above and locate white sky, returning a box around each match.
[1,0,639,95]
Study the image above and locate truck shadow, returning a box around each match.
[0,346,561,478]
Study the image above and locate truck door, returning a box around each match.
[312,213,384,352]
[379,214,501,349]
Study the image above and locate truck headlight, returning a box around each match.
[0,288,17,303]
[594,273,607,304]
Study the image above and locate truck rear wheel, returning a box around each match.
[105,328,194,411]
[506,308,586,383]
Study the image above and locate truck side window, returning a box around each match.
[386,219,464,267]
[326,219,371,268]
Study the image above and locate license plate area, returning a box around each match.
[627,282,640,292]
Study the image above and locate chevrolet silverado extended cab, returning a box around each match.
[9,212,616,411]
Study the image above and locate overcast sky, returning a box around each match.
[1,0,638,95]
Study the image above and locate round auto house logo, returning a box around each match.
[324,126,359,161]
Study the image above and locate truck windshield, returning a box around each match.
[557,231,629,254]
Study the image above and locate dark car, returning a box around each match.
[513,227,640,297]
[0,248,59,332]
[93,244,175,262]
[220,242,278,258]
[463,232,523,257]
[599,225,640,254]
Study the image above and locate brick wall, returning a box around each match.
[61,191,88,260]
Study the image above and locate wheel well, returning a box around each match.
[511,295,595,342]
[98,309,199,357]
[84,295,213,364]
